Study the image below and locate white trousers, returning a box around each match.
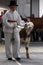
[4,28,21,58]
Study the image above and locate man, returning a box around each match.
[2,0,25,61]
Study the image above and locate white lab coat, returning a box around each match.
[2,10,25,58]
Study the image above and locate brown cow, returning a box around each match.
[19,21,34,58]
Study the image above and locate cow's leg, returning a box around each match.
[25,37,30,58]
[26,47,29,58]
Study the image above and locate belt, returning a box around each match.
[8,20,17,23]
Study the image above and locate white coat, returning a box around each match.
[2,10,25,58]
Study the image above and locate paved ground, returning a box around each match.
[0,42,43,65]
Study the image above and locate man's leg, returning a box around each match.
[12,30,21,59]
[4,32,12,59]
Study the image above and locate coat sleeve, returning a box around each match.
[2,15,14,28]
[17,14,25,27]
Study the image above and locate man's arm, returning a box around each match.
[17,14,25,27]
[2,15,14,28]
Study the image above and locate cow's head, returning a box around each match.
[24,21,34,35]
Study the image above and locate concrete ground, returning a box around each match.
[0,42,43,65]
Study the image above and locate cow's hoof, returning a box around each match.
[26,53,30,59]
[27,56,30,59]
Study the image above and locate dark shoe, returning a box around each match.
[8,58,12,60]
[16,57,21,61]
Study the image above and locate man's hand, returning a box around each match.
[13,25,17,28]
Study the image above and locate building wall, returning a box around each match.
[39,0,43,17]
[17,0,30,18]
[17,0,39,18]
[31,0,39,17]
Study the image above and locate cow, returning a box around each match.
[19,21,34,59]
